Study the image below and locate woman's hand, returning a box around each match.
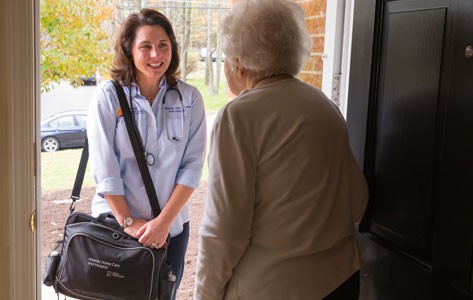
[133,184,194,249]
[135,216,171,249]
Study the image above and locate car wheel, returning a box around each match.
[42,137,60,152]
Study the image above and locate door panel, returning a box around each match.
[368,2,446,262]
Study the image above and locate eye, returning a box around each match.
[158,43,169,50]
[140,44,152,50]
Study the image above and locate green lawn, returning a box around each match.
[41,147,209,192]
[41,148,94,191]
[187,78,229,112]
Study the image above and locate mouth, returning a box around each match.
[148,62,163,68]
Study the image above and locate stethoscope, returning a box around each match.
[129,85,185,166]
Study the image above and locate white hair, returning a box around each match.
[221,0,312,77]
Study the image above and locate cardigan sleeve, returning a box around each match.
[194,115,256,299]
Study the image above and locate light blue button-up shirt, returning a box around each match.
[87,78,206,237]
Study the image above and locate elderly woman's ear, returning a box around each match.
[226,58,242,74]
[228,58,263,84]
[224,57,250,95]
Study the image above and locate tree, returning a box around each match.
[214,7,223,94]
[40,0,116,92]
[205,4,214,94]
[179,1,192,81]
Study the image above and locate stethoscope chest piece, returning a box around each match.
[146,152,155,166]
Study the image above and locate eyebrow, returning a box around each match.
[138,39,170,44]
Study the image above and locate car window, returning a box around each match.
[76,115,87,128]
[57,116,75,127]
[47,119,59,128]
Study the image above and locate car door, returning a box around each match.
[54,115,81,147]
[73,114,87,147]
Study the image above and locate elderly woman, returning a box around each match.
[194,0,368,299]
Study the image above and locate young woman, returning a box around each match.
[87,9,206,300]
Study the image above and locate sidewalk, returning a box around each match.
[42,286,77,300]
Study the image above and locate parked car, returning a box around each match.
[41,111,88,152]
[198,47,225,62]
[80,75,97,86]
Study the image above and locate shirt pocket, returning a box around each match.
[163,105,190,142]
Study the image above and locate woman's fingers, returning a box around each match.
[136,221,167,247]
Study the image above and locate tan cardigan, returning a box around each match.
[194,78,368,300]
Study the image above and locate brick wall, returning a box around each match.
[295,0,327,88]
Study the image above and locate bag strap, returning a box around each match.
[69,137,89,213]
[112,80,162,217]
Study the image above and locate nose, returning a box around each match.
[150,47,158,58]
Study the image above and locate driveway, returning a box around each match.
[41,81,96,120]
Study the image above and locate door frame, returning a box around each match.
[0,0,39,299]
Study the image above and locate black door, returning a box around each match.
[347,1,473,299]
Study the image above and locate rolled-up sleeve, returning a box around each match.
[87,81,124,197]
[175,86,207,188]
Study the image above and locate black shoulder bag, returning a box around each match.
[43,81,175,300]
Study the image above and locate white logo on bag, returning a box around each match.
[88,257,121,269]
[88,257,125,278]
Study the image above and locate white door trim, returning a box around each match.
[322,0,354,118]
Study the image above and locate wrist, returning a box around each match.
[120,216,134,229]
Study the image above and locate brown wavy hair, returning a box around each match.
[111,8,180,86]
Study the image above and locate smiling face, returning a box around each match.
[132,25,172,86]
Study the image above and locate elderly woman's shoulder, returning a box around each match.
[289,79,334,102]
[212,95,247,123]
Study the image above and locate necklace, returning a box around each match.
[143,91,158,102]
